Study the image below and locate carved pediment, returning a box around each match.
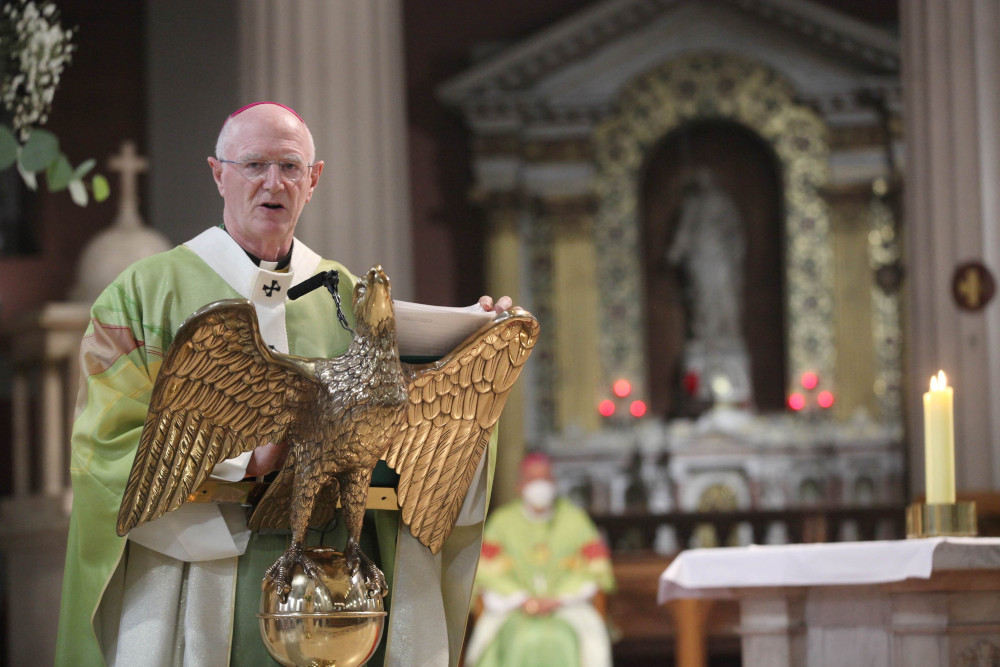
[439,0,899,126]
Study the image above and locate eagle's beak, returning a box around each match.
[358,265,394,325]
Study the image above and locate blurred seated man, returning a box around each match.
[465,453,616,667]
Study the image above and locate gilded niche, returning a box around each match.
[593,52,834,407]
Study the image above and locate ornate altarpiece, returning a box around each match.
[439,0,904,520]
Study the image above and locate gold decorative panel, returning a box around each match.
[830,194,877,418]
[593,52,834,403]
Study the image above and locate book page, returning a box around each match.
[393,300,496,357]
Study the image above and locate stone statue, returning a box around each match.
[667,167,746,342]
[667,167,754,412]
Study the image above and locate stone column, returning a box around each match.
[480,192,528,507]
[544,196,602,434]
[901,1,1000,491]
[11,372,30,497]
[239,0,414,298]
[40,361,65,495]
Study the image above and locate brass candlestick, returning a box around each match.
[906,501,978,538]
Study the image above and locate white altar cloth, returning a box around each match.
[658,537,1000,603]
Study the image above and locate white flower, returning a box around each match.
[1,0,76,140]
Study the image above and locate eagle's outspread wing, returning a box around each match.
[384,307,540,553]
[116,299,320,536]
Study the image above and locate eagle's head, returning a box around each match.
[353,265,395,330]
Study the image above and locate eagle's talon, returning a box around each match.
[264,542,318,602]
[345,539,387,598]
[366,577,387,599]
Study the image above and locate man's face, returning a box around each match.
[208,105,324,260]
[519,458,557,511]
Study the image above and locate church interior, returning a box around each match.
[1,1,999,665]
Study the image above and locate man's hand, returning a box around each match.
[479,295,512,314]
[246,441,289,477]
[521,597,561,615]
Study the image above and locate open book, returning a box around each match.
[393,300,497,358]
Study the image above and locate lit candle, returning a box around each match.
[923,371,956,504]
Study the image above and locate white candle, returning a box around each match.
[923,370,955,504]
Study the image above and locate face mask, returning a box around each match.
[521,479,556,511]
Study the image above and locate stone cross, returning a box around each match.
[108,140,149,227]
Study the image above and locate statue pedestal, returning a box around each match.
[0,495,70,667]
[8,302,91,496]
[681,338,753,407]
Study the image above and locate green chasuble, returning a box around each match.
[55,235,359,666]
[469,498,616,667]
[57,228,494,667]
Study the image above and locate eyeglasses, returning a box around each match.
[219,159,314,183]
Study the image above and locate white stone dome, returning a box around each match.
[71,220,171,303]
[70,140,173,304]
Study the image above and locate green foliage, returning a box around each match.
[46,152,72,190]
[20,128,59,171]
[92,173,109,202]
[1,1,108,206]
[0,122,110,205]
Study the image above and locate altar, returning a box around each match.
[659,538,1000,666]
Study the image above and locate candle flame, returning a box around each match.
[930,370,948,391]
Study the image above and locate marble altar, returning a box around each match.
[659,538,1000,666]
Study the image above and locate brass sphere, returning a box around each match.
[258,547,386,667]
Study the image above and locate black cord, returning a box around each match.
[323,271,355,334]
[287,270,354,335]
